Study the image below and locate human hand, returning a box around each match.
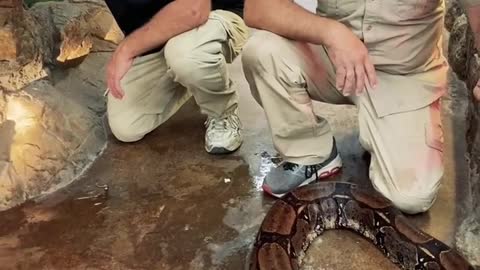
[324,22,378,96]
[106,42,134,99]
[473,78,480,101]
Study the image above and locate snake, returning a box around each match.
[248,181,475,270]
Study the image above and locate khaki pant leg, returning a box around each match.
[241,30,349,165]
[107,10,248,142]
[107,51,190,142]
[354,89,444,215]
[164,10,249,118]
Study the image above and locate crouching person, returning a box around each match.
[104,0,248,154]
[241,0,480,214]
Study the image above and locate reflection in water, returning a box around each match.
[252,152,281,191]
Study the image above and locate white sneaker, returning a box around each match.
[205,110,243,154]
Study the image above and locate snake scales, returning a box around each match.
[248,181,474,270]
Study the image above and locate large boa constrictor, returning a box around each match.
[248,181,474,270]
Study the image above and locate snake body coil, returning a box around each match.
[249,181,474,270]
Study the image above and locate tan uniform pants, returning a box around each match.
[107,10,249,142]
[241,31,445,214]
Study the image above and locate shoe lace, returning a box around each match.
[282,162,319,180]
[206,118,228,131]
[282,162,298,171]
[206,114,240,132]
[304,165,319,180]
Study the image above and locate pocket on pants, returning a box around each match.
[209,10,250,63]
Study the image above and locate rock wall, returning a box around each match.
[0,0,122,210]
[0,0,53,91]
[446,0,480,266]
[30,0,123,64]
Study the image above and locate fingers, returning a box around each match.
[343,65,355,96]
[335,64,355,96]
[106,61,117,99]
[364,57,377,89]
[113,76,125,99]
[355,57,379,95]
[106,59,124,100]
[354,65,365,95]
[336,61,377,97]
[336,66,346,91]
[108,74,123,99]
[473,80,480,101]
[364,73,371,91]
[108,79,121,100]
[336,59,375,96]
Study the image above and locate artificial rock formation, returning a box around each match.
[30,0,123,64]
[0,0,23,61]
[0,0,124,91]
[0,0,53,91]
[446,0,480,266]
[0,0,122,210]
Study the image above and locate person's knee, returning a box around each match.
[370,160,443,215]
[108,115,145,143]
[368,139,445,214]
[241,31,285,73]
[384,168,443,214]
[241,30,306,105]
[388,187,438,215]
[164,36,223,87]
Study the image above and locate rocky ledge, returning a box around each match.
[0,0,122,210]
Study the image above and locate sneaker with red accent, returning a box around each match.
[262,140,342,198]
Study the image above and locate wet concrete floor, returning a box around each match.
[0,54,473,269]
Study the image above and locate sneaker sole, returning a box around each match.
[262,154,343,198]
[205,141,243,155]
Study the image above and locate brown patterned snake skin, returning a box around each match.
[248,181,474,270]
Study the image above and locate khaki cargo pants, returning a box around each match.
[241,31,446,214]
[107,10,248,142]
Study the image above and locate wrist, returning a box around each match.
[118,38,137,59]
[321,20,342,48]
